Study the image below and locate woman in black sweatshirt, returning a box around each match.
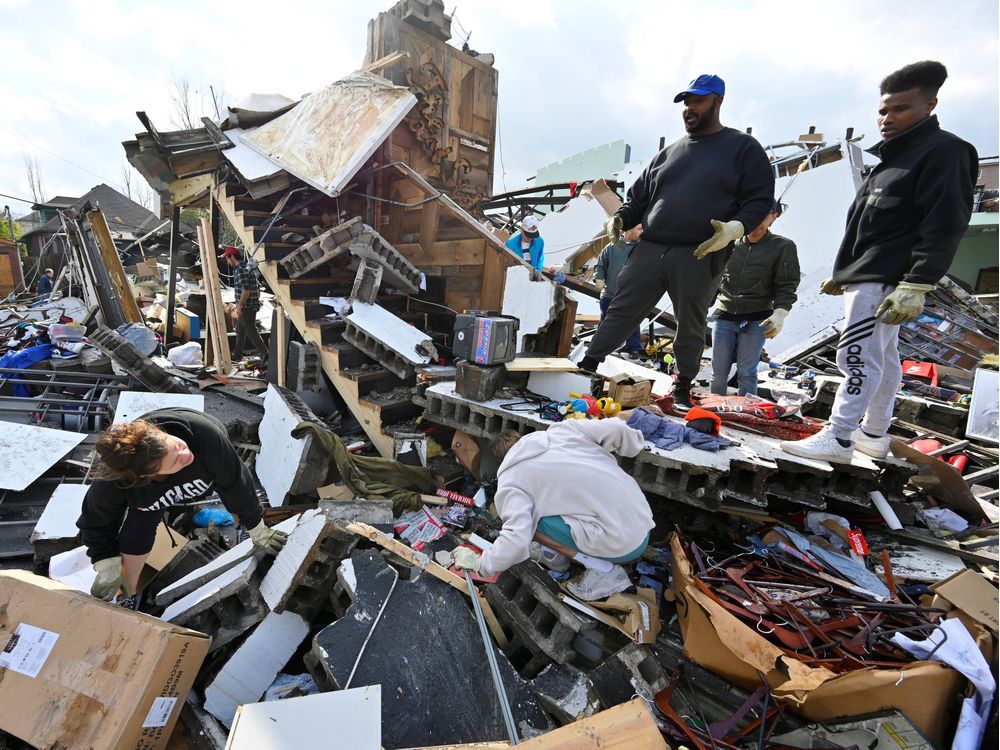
[77,408,287,601]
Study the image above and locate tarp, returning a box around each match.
[243,72,417,197]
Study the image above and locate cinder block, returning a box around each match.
[259,509,358,617]
[455,360,506,401]
[350,259,383,304]
[144,536,225,606]
[319,496,394,527]
[161,556,267,651]
[287,341,322,393]
[529,664,601,725]
[203,609,310,727]
[588,643,669,707]
[484,562,604,671]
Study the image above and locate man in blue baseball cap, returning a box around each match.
[579,73,774,408]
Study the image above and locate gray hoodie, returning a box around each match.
[478,419,655,576]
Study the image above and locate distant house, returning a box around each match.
[20,184,156,258]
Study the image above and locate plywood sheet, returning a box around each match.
[0,423,86,491]
[114,391,205,423]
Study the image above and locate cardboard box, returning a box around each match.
[608,374,652,408]
[0,570,210,749]
[668,534,963,746]
[930,568,999,634]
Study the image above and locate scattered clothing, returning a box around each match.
[627,408,734,452]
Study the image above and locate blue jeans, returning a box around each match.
[599,296,642,353]
[536,515,649,563]
[711,318,766,396]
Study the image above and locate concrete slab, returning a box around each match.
[204,609,310,728]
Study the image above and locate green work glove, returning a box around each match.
[694,219,744,260]
[247,520,288,555]
[876,282,935,325]
[91,556,124,601]
[759,308,789,339]
[819,278,845,296]
[605,215,624,248]
[451,546,482,572]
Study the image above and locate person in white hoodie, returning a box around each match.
[451,417,655,601]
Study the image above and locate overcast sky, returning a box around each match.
[2,0,997,218]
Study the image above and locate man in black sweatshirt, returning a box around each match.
[77,408,287,602]
[782,61,977,464]
[579,74,774,407]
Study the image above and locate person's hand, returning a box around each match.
[694,220,744,260]
[876,282,935,325]
[594,279,605,292]
[247,521,288,555]
[605,215,624,248]
[451,546,482,572]
[232,306,243,320]
[759,308,789,339]
[819,278,845,296]
[91,556,124,601]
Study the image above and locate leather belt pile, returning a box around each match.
[680,532,947,673]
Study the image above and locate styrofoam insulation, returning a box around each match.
[114,391,205,423]
[204,609,310,728]
[526,371,593,402]
[0,422,86,491]
[31,483,88,542]
[345,302,436,364]
[501,265,559,352]
[259,509,326,610]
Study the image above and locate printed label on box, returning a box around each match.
[142,696,178,728]
[0,623,59,679]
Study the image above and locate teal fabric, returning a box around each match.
[536,515,649,563]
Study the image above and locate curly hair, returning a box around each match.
[489,430,522,463]
[93,420,170,485]
[881,61,947,98]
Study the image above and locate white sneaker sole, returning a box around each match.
[854,442,889,459]
[780,440,855,464]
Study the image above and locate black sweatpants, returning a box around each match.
[233,307,267,360]
[585,240,721,381]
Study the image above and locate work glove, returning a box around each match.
[91,556,124,601]
[451,546,482,572]
[759,308,789,339]
[605,215,624,248]
[594,279,605,293]
[694,219,744,260]
[247,520,288,555]
[876,282,935,325]
[819,278,845,296]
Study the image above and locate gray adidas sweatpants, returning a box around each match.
[828,282,902,441]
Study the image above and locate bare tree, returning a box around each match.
[169,74,197,129]
[23,155,46,203]
[120,161,155,210]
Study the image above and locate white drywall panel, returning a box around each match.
[0,422,86,491]
[256,384,309,507]
[114,391,205,423]
[538,189,611,270]
[31,483,88,542]
[502,265,558,352]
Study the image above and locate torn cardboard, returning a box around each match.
[930,569,999,634]
[608,374,652,408]
[0,571,209,750]
[560,589,660,645]
[668,533,963,747]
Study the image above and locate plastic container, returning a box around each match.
[48,323,85,342]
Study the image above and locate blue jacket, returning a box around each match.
[505,233,544,271]
[37,274,53,296]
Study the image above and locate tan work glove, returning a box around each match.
[605,215,624,248]
[247,520,288,555]
[819,278,845,296]
[91,556,124,601]
[759,308,789,339]
[876,282,935,325]
[451,546,482,572]
[694,219,744,260]
[594,279,606,293]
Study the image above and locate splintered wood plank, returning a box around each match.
[505,357,579,372]
[518,700,667,749]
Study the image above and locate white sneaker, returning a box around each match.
[780,427,854,464]
[566,564,632,601]
[530,542,571,572]
[853,430,890,459]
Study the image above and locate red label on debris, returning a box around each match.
[436,488,475,507]
[847,529,869,556]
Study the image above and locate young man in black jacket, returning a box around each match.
[77,409,287,602]
[711,202,799,396]
[579,74,775,407]
[782,61,977,463]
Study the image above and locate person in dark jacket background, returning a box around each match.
[579,74,775,407]
[782,60,977,464]
[36,268,53,302]
[711,201,799,396]
[594,223,644,356]
[77,409,287,603]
